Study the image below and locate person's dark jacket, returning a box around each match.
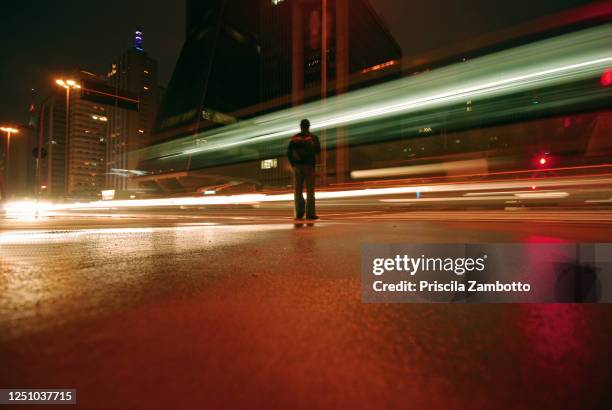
[287,132,321,167]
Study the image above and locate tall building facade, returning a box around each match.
[260,0,401,105]
[39,71,140,199]
[66,89,108,197]
[138,0,401,193]
[106,29,160,191]
[259,0,402,184]
[155,0,260,142]
[39,72,109,199]
[39,92,67,198]
[159,0,399,137]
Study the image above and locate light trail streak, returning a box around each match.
[351,159,490,179]
[177,54,612,157]
[381,192,570,203]
[138,24,612,162]
[3,175,610,218]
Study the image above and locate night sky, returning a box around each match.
[0,0,598,126]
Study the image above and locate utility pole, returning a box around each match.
[335,0,349,184]
[320,0,328,186]
[36,103,44,201]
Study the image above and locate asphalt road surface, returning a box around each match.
[1,209,612,409]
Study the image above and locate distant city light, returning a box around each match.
[55,79,81,89]
[601,68,612,87]
[101,190,116,201]
[135,28,144,51]
[261,159,278,169]
[361,60,397,74]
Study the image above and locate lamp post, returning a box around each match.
[55,79,81,194]
[0,126,19,200]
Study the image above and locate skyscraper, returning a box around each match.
[106,29,160,191]
[159,0,400,139]
[138,0,401,193]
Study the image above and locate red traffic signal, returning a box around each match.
[534,153,553,168]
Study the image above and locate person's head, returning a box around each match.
[300,119,310,133]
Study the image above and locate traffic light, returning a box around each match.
[534,153,553,169]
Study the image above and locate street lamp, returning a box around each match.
[55,79,81,90]
[55,78,81,194]
[55,79,82,119]
[1,126,19,200]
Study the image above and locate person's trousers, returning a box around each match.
[293,165,316,218]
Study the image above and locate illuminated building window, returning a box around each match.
[261,159,278,170]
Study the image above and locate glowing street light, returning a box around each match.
[55,78,81,89]
[1,126,19,200]
[0,127,19,134]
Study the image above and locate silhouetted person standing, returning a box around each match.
[287,119,321,220]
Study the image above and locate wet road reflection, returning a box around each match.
[1,214,612,408]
